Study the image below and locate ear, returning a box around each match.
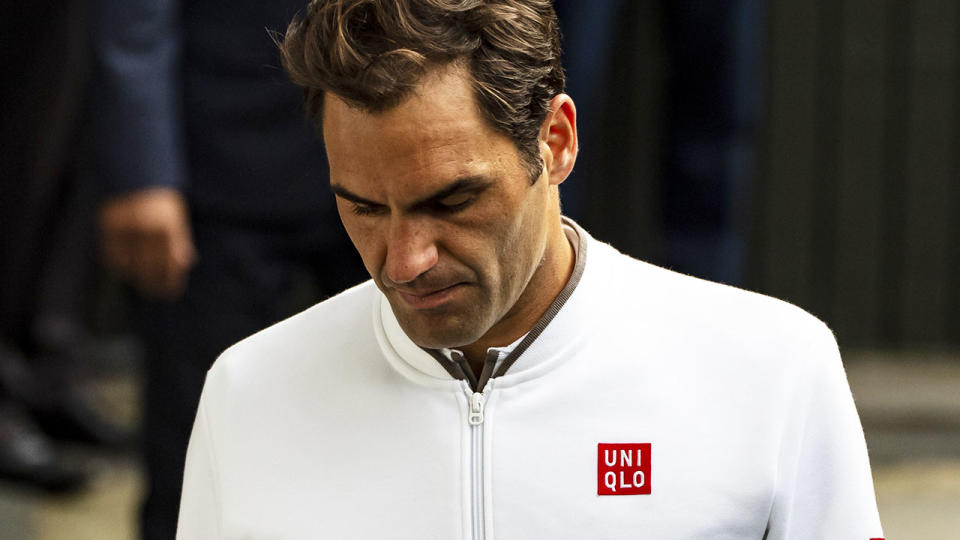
[538,94,578,186]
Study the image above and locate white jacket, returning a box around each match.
[178,224,883,539]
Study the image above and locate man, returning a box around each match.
[178,1,884,538]
[90,0,366,537]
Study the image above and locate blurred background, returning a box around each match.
[1,0,958,538]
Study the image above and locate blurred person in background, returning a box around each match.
[89,0,366,538]
[555,0,763,286]
[655,0,763,285]
[1,1,125,493]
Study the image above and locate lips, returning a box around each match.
[395,283,464,310]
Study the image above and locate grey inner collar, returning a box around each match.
[425,218,588,391]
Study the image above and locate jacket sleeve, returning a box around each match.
[765,323,884,538]
[177,388,222,539]
[90,0,188,196]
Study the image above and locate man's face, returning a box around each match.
[323,65,556,350]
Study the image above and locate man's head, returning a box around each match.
[281,0,577,353]
[280,0,565,179]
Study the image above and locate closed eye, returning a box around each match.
[332,176,489,218]
[348,201,387,216]
[434,191,476,213]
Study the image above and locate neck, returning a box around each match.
[459,217,575,373]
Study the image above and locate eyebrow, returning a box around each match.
[330,184,380,207]
[331,176,492,210]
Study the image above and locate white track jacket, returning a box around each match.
[178,222,883,539]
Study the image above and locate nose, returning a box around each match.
[383,217,438,285]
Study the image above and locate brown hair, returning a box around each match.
[279,0,565,179]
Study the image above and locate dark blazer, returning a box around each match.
[91,0,337,227]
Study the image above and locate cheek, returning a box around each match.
[484,203,538,282]
[503,187,550,273]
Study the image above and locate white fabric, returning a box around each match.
[178,227,883,539]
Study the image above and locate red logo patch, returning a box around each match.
[598,443,652,495]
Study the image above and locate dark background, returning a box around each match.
[4,1,958,350]
[575,0,959,349]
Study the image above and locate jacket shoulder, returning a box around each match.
[591,241,836,355]
[209,280,379,379]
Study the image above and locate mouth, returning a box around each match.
[395,283,465,310]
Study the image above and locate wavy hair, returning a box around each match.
[279,0,565,179]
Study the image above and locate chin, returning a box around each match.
[398,312,487,350]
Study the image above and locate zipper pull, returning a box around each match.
[468,392,485,425]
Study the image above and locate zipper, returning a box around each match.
[469,391,485,425]
[465,385,486,540]
[451,350,496,540]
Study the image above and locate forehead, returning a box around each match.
[322,65,516,198]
